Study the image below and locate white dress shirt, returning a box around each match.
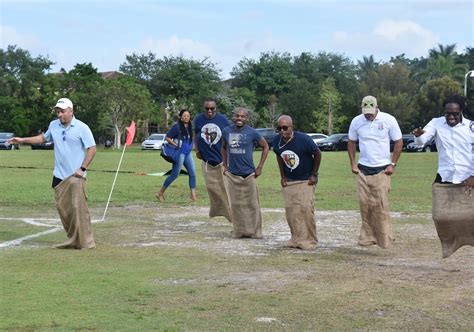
[415,116,474,184]
[349,111,402,167]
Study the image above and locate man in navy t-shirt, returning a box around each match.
[221,107,269,238]
[193,98,232,222]
[272,115,322,250]
[194,99,230,166]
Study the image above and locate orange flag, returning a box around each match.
[125,121,136,146]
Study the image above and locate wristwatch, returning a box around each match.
[390,162,397,167]
[80,167,87,172]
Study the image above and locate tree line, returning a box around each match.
[1,44,473,147]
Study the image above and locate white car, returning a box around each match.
[306,133,328,144]
[141,133,166,150]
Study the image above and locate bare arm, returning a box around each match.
[165,136,178,147]
[7,134,46,146]
[221,139,228,172]
[74,146,97,178]
[347,140,359,174]
[193,132,202,159]
[385,139,402,175]
[255,138,269,178]
[308,149,322,186]
[275,154,288,187]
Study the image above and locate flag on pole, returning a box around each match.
[125,121,136,146]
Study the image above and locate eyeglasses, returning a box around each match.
[445,111,461,117]
[205,107,216,111]
[62,130,66,141]
[277,125,290,131]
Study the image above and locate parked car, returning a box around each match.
[317,133,349,151]
[141,133,166,150]
[406,138,437,152]
[402,134,415,150]
[306,133,328,144]
[31,142,54,150]
[0,132,19,150]
[255,128,277,148]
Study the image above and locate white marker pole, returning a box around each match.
[99,143,127,222]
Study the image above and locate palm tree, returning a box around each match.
[357,55,379,80]
[428,44,457,58]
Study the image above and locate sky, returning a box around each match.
[1,0,473,79]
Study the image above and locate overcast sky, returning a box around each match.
[1,0,472,79]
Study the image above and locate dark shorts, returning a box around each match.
[52,176,63,188]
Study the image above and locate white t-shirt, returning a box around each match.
[415,116,474,184]
[348,111,402,167]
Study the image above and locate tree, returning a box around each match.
[279,78,319,132]
[120,54,221,116]
[231,52,295,124]
[428,43,457,58]
[0,45,54,135]
[357,55,379,81]
[97,76,154,148]
[315,78,343,135]
[55,63,106,139]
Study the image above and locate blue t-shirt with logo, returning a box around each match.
[272,131,319,181]
[166,123,193,154]
[194,112,230,164]
[222,125,262,176]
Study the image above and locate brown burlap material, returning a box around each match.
[357,172,394,249]
[224,172,262,238]
[54,176,95,249]
[282,181,317,250]
[202,161,232,222]
[432,183,474,258]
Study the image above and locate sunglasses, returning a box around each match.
[277,125,290,131]
[62,130,66,141]
[445,111,461,117]
[205,107,216,111]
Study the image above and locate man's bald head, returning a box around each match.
[276,115,294,140]
[277,115,293,126]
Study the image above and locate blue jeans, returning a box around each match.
[163,152,196,189]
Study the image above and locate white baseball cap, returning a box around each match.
[54,98,73,110]
[361,95,377,114]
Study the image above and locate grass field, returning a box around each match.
[1,147,473,331]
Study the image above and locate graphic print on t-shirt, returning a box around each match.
[201,123,222,146]
[229,133,245,154]
[281,150,299,171]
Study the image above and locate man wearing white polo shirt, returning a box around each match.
[8,98,97,249]
[347,95,403,249]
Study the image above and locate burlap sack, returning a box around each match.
[224,172,262,238]
[282,180,317,250]
[432,183,474,258]
[54,176,95,249]
[201,161,232,222]
[357,172,394,249]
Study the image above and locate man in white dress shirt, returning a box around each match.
[348,95,403,249]
[412,94,474,257]
[413,94,474,190]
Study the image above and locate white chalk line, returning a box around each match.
[0,217,103,249]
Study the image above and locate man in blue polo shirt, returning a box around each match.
[194,98,232,222]
[273,115,321,250]
[8,97,97,249]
